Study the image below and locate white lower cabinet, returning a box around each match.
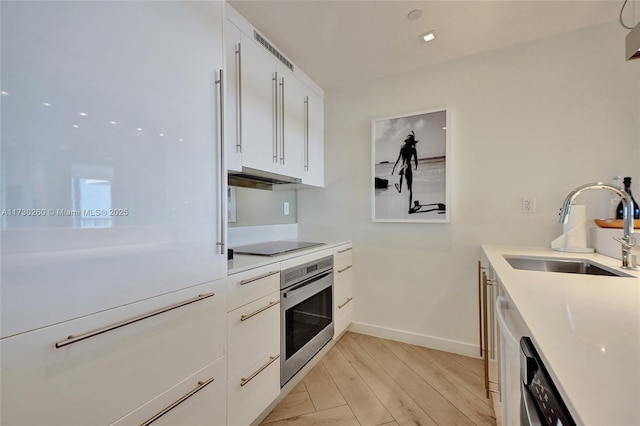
[110,357,227,426]
[333,244,354,338]
[227,268,281,426]
[0,279,226,426]
[227,345,281,426]
[496,292,529,426]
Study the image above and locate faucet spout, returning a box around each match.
[559,182,636,269]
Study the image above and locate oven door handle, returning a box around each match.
[282,270,332,299]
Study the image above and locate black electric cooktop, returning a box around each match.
[233,240,325,257]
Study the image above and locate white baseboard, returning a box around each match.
[348,321,481,359]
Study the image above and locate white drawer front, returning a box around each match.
[334,296,353,338]
[228,264,280,312]
[0,279,226,426]
[334,244,353,271]
[228,291,281,377]
[110,357,227,426]
[227,345,281,426]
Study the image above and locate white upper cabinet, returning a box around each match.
[224,21,243,173]
[239,32,281,175]
[278,65,305,179]
[303,87,325,187]
[224,5,323,185]
[0,1,227,338]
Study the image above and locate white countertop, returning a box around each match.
[483,246,640,426]
[228,240,351,275]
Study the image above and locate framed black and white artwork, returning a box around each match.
[372,109,450,223]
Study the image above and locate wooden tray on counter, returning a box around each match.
[594,218,640,228]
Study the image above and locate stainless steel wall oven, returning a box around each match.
[280,255,334,387]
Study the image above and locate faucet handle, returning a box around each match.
[614,236,637,248]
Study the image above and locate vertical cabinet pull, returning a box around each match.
[272,72,278,163]
[235,43,242,153]
[304,96,309,171]
[215,69,225,254]
[240,354,280,387]
[280,77,285,164]
[140,377,215,426]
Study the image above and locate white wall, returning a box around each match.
[297,22,640,356]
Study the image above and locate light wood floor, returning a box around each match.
[261,332,496,426]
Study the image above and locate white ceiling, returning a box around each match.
[228,0,628,90]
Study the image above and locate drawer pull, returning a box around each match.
[55,292,216,349]
[240,354,280,387]
[338,297,353,309]
[140,377,215,426]
[240,300,280,322]
[337,265,353,274]
[239,270,279,286]
[337,247,352,254]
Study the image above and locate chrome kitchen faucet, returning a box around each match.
[560,183,637,269]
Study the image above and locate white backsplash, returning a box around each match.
[228,224,299,247]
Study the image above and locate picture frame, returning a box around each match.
[372,108,450,223]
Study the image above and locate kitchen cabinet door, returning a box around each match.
[0,279,226,426]
[278,66,305,179]
[334,244,354,337]
[225,20,243,173]
[303,87,325,187]
[240,32,279,175]
[227,345,281,426]
[110,358,227,426]
[0,1,227,338]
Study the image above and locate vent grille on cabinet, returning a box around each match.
[254,30,294,71]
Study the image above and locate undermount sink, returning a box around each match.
[503,255,633,277]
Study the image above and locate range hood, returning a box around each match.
[228,167,301,190]
[627,23,640,60]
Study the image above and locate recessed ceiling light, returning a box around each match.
[407,9,422,21]
[420,31,436,43]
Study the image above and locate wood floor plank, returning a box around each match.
[443,351,485,378]
[303,360,347,411]
[261,405,361,426]
[350,333,475,426]
[262,391,316,424]
[337,333,437,426]
[402,341,488,398]
[264,334,498,426]
[370,335,495,425]
[321,345,395,426]
[290,380,308,394]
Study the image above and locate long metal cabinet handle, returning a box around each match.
[55,292,216,348]
[337,297,353,309]
[337,265,353,273]
[215,69,225,254]
[337,247,352,254]
[240,354,280,387]
[304,96,309,171]
[272,72,278,163]
[239,270,279,285]
[140,377,215,426]
[280,77,285,164]
[482,271,490,399]
[478,261,486,357]
[235,43,242,153]
[240,300,280,321]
